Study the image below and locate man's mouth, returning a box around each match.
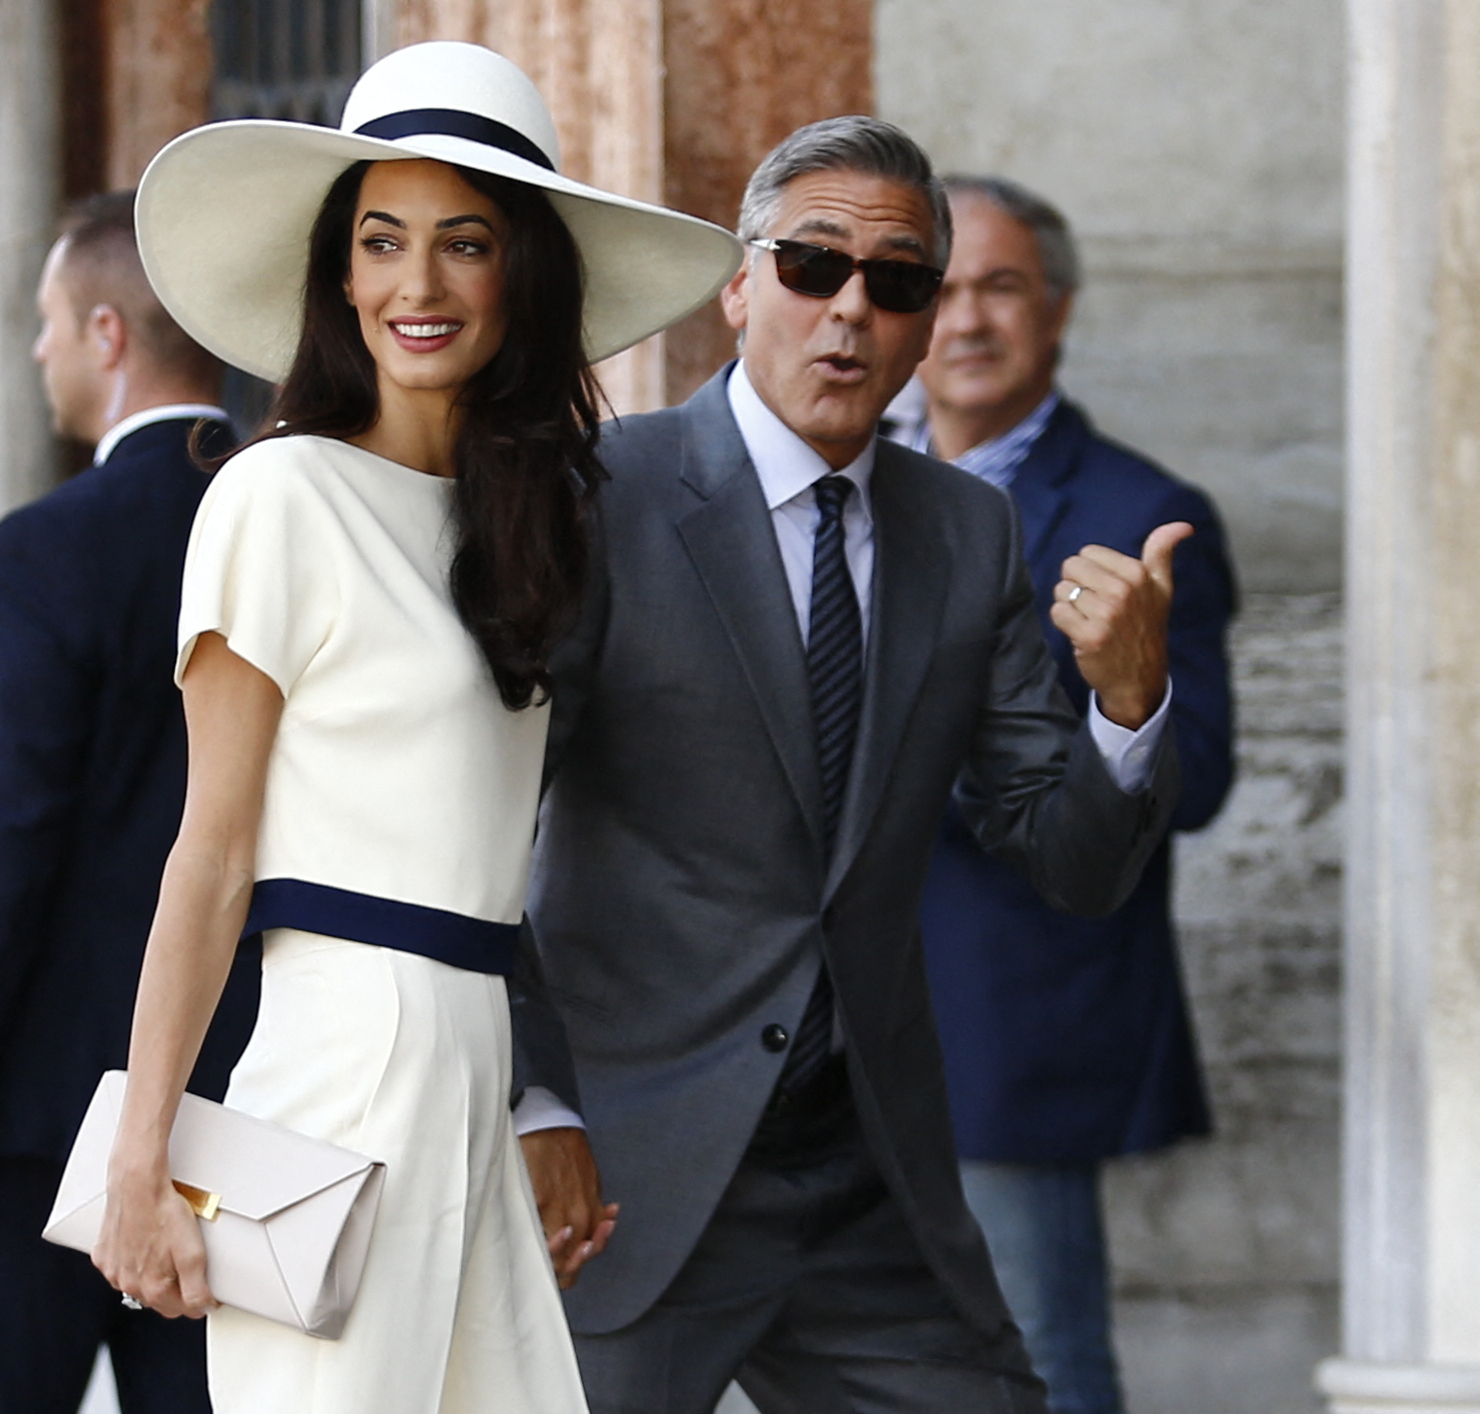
[944,340,1002,366]
[817,353,868,380]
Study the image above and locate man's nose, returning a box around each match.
[829,268,873,323]
[938,291,990,339]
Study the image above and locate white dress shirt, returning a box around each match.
[727,361,878,644]
[93,403,230,465]
[511,363,1168,1136]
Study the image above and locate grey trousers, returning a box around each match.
[574,1093,1048,1414]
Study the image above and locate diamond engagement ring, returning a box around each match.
[121,1293,144,1310]
[1067,584,1085,604]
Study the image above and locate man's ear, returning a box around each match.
[88,305,126,372]
[1046,291,1075,369]
[719,260,751,335]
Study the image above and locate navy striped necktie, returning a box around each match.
[779,474,863,1094]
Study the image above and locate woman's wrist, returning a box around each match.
[107,1133,173,1191]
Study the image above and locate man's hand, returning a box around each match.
[519,1127,618,1290]
[1049,522,1194,730]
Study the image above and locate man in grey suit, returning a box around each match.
[514,117,1190,1414]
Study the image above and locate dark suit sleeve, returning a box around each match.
[953,499,1180,918]
[0,554,95,1040]
[509,516,612,1114]
[1163,491,1236,831]
[509,917,583,1113]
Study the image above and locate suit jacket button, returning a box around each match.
[761,1024,789,1052]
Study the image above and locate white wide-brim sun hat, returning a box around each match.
[136,41,742,382]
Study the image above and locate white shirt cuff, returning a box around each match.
[512,1085,586,1136]
[1088,683,1172,794]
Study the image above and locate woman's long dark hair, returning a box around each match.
[230,160,605,710]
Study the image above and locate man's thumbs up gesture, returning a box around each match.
[1049,521,1194,731]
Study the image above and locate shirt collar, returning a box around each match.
[727,360,875,515]
[93,404,230,466]
[905,388,1061,488]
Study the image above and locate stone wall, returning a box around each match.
[875,0,1345,596]
[1111,593,1342,1414]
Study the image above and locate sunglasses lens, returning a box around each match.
[764,240,943,312]
[863,261,944,314]
[770,242,855,298]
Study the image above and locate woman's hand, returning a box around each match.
[94,1156,217,1319]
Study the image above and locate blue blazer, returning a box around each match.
[920,399,1235,1162]
[0,417,258,1166]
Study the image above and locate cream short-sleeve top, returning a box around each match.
[177,435,549,926]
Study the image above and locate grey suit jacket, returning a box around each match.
[518,366,1178,1343]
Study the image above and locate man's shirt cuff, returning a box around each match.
[1088,683,1173,793]
[512,1085,586,1136]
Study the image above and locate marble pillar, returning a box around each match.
[0,0,60,514]
[1317,0,1480,1408]
[98,0,213,187]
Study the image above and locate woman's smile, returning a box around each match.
[345,159,511,401]
[387,316,467,352]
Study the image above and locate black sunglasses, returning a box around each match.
[751,239,944,314]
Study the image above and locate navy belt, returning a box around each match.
[242,878,518,976]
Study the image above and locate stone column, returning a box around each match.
[99,0,213,186]
[0,0,60,514]
[1317,0,1480,1408]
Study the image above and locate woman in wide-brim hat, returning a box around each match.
[92,40,740,1413]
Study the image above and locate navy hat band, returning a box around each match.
[352,107,556,172]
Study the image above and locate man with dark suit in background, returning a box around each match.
[513,119,1197,1414]
[889,176,1236,1414]
[0,191,257,1414]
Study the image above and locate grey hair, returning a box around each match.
[941,175,1080,299]
[737,116,953,267]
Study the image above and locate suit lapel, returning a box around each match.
[1008,401,1088,562]
[674,376,827,854]
[826,441,950,891]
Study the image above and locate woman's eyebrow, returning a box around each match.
[359,210,405,228]
[436,214,496,231]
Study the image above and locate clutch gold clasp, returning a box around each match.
[173,1180,222,1222]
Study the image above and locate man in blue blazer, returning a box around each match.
[0,192,257,1413]
[891,177,1235,1414]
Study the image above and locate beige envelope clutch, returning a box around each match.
[43,1071,386,1339]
